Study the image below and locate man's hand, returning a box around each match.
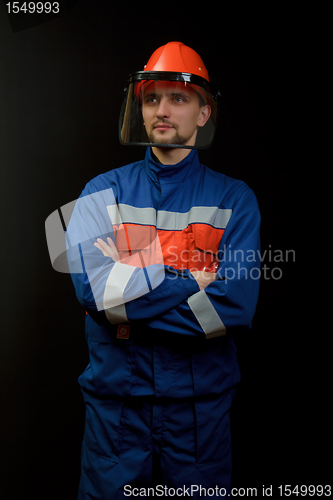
[191,270,217,290]
[94,237,120,261]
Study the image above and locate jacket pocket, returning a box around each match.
[190,224,224,273]
[79,315,133,397]
[194,391,234,468]
[81,389,124,463]
[114,223,161,268]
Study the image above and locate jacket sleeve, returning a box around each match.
[144,187,261,338]
[66,182,199,325]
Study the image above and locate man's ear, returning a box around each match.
[197,105,211,127]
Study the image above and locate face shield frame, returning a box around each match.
[119,71,220,150]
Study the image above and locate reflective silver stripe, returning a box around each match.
[158,207,232,230]
[106,204,232,230]
[119,204,157,226]
[188,290,226,339]
[105,303,128,324]
[103,263,136,309]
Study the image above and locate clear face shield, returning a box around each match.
[119,71,220,149]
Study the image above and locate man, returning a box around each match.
[66,42,261,499]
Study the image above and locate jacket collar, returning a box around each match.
[144,147,202,184]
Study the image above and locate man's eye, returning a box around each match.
[173,95,187,103]
[144,95,157,104]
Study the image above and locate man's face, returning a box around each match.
[141,81,211,147]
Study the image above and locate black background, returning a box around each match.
[0,2,318,499]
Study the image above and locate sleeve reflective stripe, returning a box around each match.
[187,290,226,338]
[106,203,122,225]
[103,262,137,309]
[105,303,128,324]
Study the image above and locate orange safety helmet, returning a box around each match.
[135,42,211,105]
[143,41,209,80]
[119,41,220,149]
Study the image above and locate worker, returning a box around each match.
[66,41,261,499]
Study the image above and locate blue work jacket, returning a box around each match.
[66,148,261,398]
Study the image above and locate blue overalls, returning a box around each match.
[67,148,261,498]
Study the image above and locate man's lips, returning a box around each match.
[154,124,173,130]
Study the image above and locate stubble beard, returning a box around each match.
[148,127,188,146]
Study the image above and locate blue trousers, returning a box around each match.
[78,390,235,499]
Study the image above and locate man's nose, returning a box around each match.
[156,98,171,119]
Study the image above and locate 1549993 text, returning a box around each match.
[5,2,60,14]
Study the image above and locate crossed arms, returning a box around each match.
[66,184,261,339]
